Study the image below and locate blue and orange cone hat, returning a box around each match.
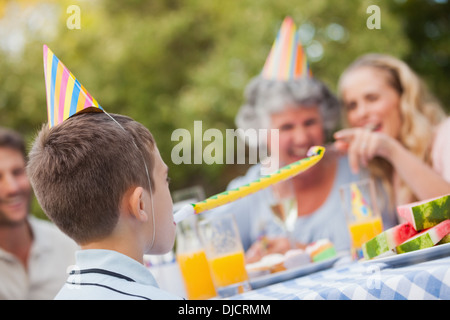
[261,17,312,80]
[43,44,103,128]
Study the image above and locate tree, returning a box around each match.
[2,0,445,219]
[389,0,450,111]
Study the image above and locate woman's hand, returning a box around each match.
[333,128,398,174]
[334,127,450,200]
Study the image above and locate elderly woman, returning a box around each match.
[334,54,450,209]
[213,75,394,262]
[212,18,399,262]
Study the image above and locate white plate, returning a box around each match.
[248,253,345,290]
[361,242,450,267]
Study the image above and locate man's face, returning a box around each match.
[0,148,32,226]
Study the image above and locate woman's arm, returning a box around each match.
[334,128,450,201]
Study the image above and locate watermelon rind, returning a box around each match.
[362,223,417,259]
[437,234,450,245]
[396,219,450,253]
[396,232,434,254]
[362,233,389,260]
[411,195,450,230]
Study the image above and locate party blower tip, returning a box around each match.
[174,204,196,224]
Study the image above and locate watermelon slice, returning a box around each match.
[437,234,450,245]
[397,194,450,231]
[396,219,450,254]
[362,222,417,260]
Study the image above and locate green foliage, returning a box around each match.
[0,0,447,219]
[388,0,450,107]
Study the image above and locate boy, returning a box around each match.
[27,112,180,299]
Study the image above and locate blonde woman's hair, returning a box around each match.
[338,53,446,206]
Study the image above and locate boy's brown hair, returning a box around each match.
[27,112,156,244]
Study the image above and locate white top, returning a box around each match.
[0,216,78,299]
[55,249,183,300]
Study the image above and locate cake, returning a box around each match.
[306,239,337,262]
[283,249,311,269]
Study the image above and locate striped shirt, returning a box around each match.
[55,249,183,300]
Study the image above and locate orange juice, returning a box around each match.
[208,250,248,288]
[348,216,383,248]
[177,249,217,300]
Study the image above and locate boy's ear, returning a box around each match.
[128,186,149,222]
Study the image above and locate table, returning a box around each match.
[229,255,450,300]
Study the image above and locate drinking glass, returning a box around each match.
[175,214,217,300]
[339,179,384,260]
[198,214,251,298]
[269,180,297,244]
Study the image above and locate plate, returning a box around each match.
[248,252,345,290]
[361,242,450,267]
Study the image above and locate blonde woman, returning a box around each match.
[334,53,450,209]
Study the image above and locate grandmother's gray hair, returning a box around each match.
[235,76,340,146]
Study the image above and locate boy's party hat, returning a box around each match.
[43,45,103,128]
[261,17,311,80]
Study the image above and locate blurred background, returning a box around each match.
[0,0,448,219]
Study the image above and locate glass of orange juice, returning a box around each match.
[199,214,251,298]
[176,215,217,300]
[339,179,384,260]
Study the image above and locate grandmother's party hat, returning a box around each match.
[43,45,103,128]
[261,17,311,80]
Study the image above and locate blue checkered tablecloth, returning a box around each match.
[230,256,450,300]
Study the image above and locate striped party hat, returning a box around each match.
[43,45,103,128]
[261,17,311,80]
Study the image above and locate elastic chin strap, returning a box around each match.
[142,159,156,251]
[103,110,156,251]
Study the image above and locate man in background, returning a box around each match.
[0,127,77,299]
